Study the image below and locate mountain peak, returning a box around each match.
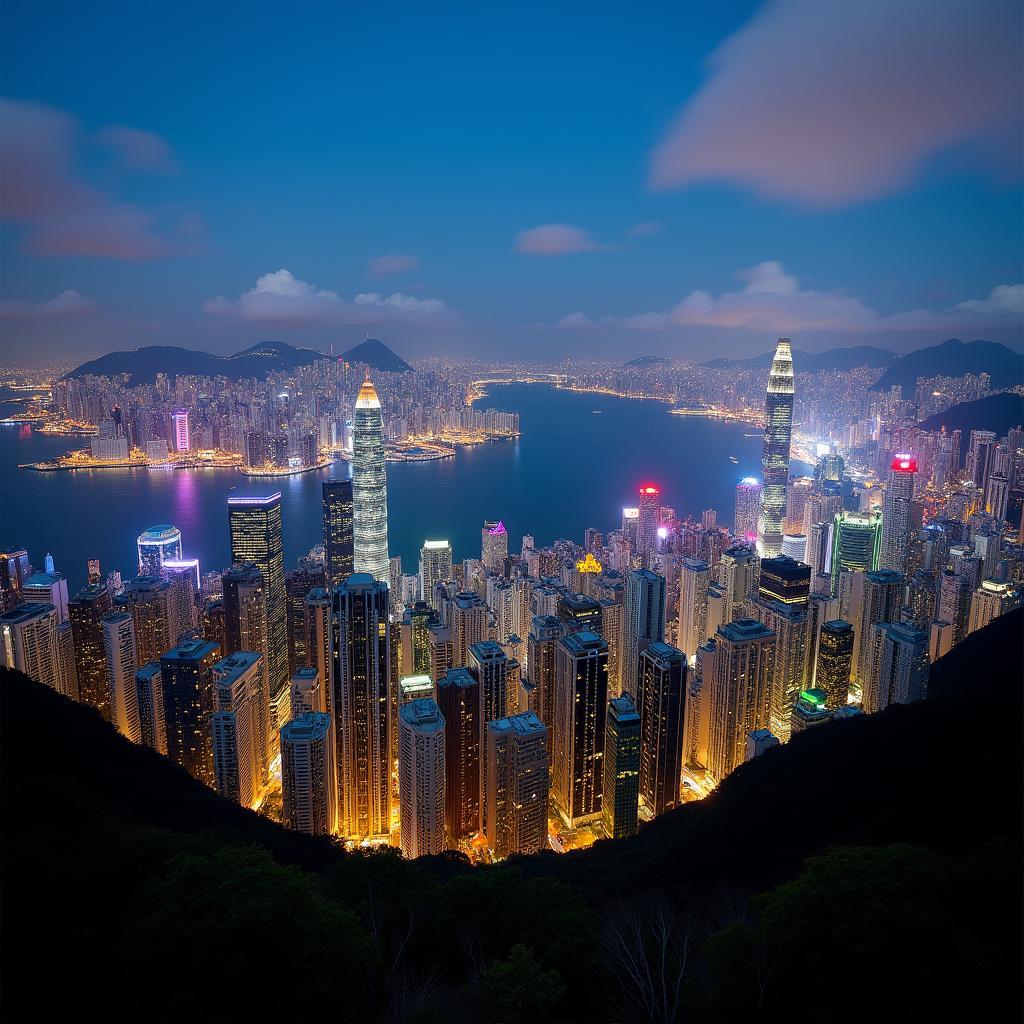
[341,338,412,373]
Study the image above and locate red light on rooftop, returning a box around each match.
[891,455,917,473]
[640,485,660,496]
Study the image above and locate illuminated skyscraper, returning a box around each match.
[526,614,564,756]
[853,569,905,699]
[352,374,390,583]
[400,601,434,678]
[968,580,1022,634]
[734,477,761,543]
[437,667,481,845]
[719,544,758,623]
[635,484,660,568]
[790,688,832,734]
[321,478,354,591]
[758,555,811,607]
[552,630,608,827]
[816,620,854,710]
[484,711,548,859]
[0,546,29,614]
[420,540,453,609]
[707,619,775,785]
[481,520,508,572]
[228,493,288,730]
[281,711,337,836]
[451,591,488,666]
[115,575,176,666]
[0,602,62,693]
[136,524,182,576]
[102,610,139,742]
[171,409,190,452]
[285,559,325,678]
[830,511,882,592]
[159,638,221,786]
[69,582,112,720]
[677,558,711,662]
[333,573,391,840]
[638,641,686,817]
[135,662,166,754]
[211,651,262,808]
[602,693,641,839]
[398,698,446,859]
[880,455,917,573]
[757,338,795,557]
[623,568,666,692]
[863,621,929,714]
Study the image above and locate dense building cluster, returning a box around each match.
[3,343,1022,862]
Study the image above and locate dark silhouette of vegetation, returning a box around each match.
[3,610,1021,1022]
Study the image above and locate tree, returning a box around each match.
[477,944,566,1024]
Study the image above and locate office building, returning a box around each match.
[437,667,481,845]
[481,520,508,572]
[853,569,905,698]
[352,375,390,583]
[322,478,355,591]
[790,688,832,734]
[102,610,140,742]
[420,541,453,609]
[281,712,337,836]
[527,614,564,755]
[758,554,810,607]
[880,455,918,573]
[0,602,62,693]
[757,338,795,557]
[638,641,687,817]
[484,712,549,859]
[602,693,641,839]
[719,544,758,623]
[816,619,854,710]
[623,568,666,692]
[754,598,808,744]
[830,511,883,590]
[21,571,70,623]
[159,638,221,786]
[285,559,326,678]
[333,574,391,841]
[638,485,660,567]
[135,662,166,754]
[211,652,262,808]
[136,524,182,577]
[68,582,113,720]
[745,728,780,761]
[552,630,608,827]
[171,408,190,451]
[734,477,761,543]
[676,558,711,662]
[0,546,29,614]
[451,591,488,667]
[864,621,929,714]
[968,580,1022,634]
[398,698,447,859]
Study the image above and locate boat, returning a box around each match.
[728,456,739,464]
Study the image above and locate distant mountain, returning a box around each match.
[703,345,897,372]
[917,392,1024,457]
[870,339,1023,393]
[623,355,672,368]
[340,338,412,373]
[64,341,326,385]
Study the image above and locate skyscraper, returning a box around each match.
[757,338,795,557]
[116,575,177,665]
[623,568,666,693]
[638,485,660,567]
[136,524,182,576]
[102,610,140,742]
[816,619,854,710]
[437,666,481,846]
[171,409,190,452]
[863,621,929,714]
[322,478,354,591]
[880,455,917,573]
[676,558,711,662]
[281,711,337,836]
[707,619,775,785]
[552,630,608,827]
[159,638,221,786]
[968,580,1022,634]
[419,540,453,609]
[228,493,288,730]
[830,511,883,591]
[451,591,488,667]
[602,693,641,839]
[398,698,446,859]
[333,573,391,841]
[352,375,390,583]
[483,711,549,859]
[135,662,166,754]
[68,582,113,720]
[285,558,325,677]
[0,602,62,693]
[853,569,905,700]
[638,641,687,817]
[211,651,262,808]
[734,477,762,543]
[481,521,508,572]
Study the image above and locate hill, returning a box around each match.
[703,345,896,372]
[623,355,672,368]
[341,337,413,373]
[64,341,327,385]
[871,338,1023,393]
[918,392,1024,456]
[2,611,1021,1023]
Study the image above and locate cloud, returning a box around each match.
[628,221,663,237]
[368,253,419,278]
[0,97,190,259]
[649,0,1022,206]
[96,125,179,173]
[516,224,607,255]
[546,260,1024,335]
[0,289,95,320]
[204,268,455,326]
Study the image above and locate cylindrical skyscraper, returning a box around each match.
[352,373,390,584]
[757,338,794,558]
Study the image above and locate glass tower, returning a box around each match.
[352,374,390,584]
[322,478,355,591]
[757,338,795,558]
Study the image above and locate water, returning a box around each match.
[0,383,809,592]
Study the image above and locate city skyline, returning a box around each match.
[2,1,1023,365]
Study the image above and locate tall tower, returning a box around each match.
[816,619,854,710]
[227,493,287,730]
[352,374,390,583]
[171,409,190,452]
[398,698,447,859]
[880,455,917,573]
[863,621,929,714]
[159,638,221,786]
[333,573,391,841]
[0,603,61,692]
[437,667,481,846]
[830,511,883,593]
[322,478,355,591]
[481,521,508,572]
[757,338,795,558]
[136,524,182,576]
[280,711,337,836]
[420,540,453,609]
[637,485,660,567]
[102,610,140,742]
[638,641,687,817]
[734,477,762,543]
[676,558,711,661]
[210,651,262,809]
[602,693,641,839]
[68,582,113,720]
[623,568,666,693]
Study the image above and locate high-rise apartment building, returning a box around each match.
[159,638,221,786]
[451,591,488,667]
[68,582,112,719]
[638,485,660,567]
[863,621,929,714]
[398,698,446,859]
[0,602,62,693]
[281,711,337,836]
[968,580,1022,634]
[638,641,686,817]
[734,477,762,543]
[676,558,711,662]
[102,610,140,742]
[211,651,262,808]
[437,667,481,846]
[481,520,508,572]
[602,693,641,839]
[135,662,166,754]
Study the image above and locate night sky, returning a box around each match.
[1,0,1021,365]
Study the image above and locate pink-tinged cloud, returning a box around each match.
[204,269,456,326]
[96,125,179,173]
[368,253,419,278]
[0,98,189,260]
[516,224,607,255]
[628,221,663,237]
[549,261,1024,334]
[649,0,1023,206]
[0,289,95,320]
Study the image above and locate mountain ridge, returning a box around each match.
[703,344,897,372]
[870,338,1022,393]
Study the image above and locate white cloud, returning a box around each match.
[368,253,419,278]
[545,261,1024,335]
[204,269,455,326]
[649,0,1022,207]
[516,224,607,256]
[628,221,663,237]
[0,289,95,319]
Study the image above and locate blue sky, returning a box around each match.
[1,0,1021,365]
